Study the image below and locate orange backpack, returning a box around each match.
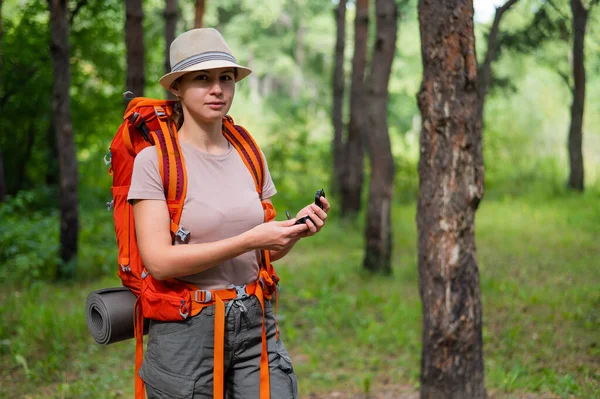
[108,97,278,399]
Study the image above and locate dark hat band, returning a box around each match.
[171,51,237,73]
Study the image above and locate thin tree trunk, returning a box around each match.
[164,0,177,99]
[195,0,206,29]
[46,119,59,186]
[342,0,368,217]
[0,0,5,202]
[363,0,397,275]
[291,22,305,100]
[125,0,144,98]
[417,0,486,397]
[567,0,587,192]
[332,0,347,197]
[49,0,79,279]
[477,0,519,120]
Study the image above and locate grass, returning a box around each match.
[1,192,599,398]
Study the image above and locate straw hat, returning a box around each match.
[159,28,251,90]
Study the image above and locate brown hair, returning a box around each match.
[169,68,239,131]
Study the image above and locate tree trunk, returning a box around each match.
[0,0,5,202]
[46,119,59,186]
[477,0,520,120]
[332,0,347,197]
[363,0,397,275]
[291,22,305,101]
[342,0,368,217]
[125,0,144,98]
[417,0,486,397]
[164,0,177,99]
[49,0,79,279]
[195,0,206,29]
[567,0,587,192]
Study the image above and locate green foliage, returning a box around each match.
[0,188,117,285]
[0,187,60,285]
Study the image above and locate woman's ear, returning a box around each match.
[170,80,180,97]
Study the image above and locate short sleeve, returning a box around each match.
[128,146,165,201]
[261,151,277,200]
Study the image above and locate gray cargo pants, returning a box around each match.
[139,295,298,398]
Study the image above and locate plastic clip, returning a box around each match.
[106,199,114,211]
[174,227,191,244]
[103,151,112,166]
[194,290,212,303]
[179,300,189,319]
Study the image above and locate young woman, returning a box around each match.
[128,28,330,398]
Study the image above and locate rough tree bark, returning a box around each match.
[342,0,368,217]
[567,0,589,192]
[164,0,177,99]
[417,0,486,397]
[363,0,397,275]
[332,0,347,196]
[477,0,520,119]
[195,0,206,29]
[49,0,79,278]
[125,0,144,98]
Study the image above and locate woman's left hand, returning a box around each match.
[295,196,330,237]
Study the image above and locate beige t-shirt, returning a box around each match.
[128,141,277,290]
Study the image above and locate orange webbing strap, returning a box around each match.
[157,118,178,201]
[186,281,271,399]
[222,118,264,194]
[255,282,271,399]
[154,116,188,236]
[133,297,145,399]
[261,248,280,341]
[149,131,165,189]
[214,295,225,399]
[262,201,276,222]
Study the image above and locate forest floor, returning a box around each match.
[1,194,599,398]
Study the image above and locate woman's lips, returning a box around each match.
[206,102,225,109]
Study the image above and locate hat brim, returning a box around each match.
[159,60,252,91]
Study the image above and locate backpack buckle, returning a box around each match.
[174,227,190,244]
[227,284,248,299]
[194,290,212,303]
[154,106,166,118]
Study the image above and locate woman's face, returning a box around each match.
[174,67,236,123]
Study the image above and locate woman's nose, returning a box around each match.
[209,80,223,95]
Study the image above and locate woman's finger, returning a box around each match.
[307,212,324,229]
[319,197,331,212]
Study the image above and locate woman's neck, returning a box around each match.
[178,114,228,155]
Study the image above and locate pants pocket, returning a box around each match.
[140,360,196,398]
[272,338,299,399]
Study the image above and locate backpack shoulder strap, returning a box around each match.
[151,106,188,242]
[222,116,265,195]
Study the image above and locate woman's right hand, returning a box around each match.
[247,219,308,251]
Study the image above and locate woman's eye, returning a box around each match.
[194,75,208,81]
[221,75,234,81]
